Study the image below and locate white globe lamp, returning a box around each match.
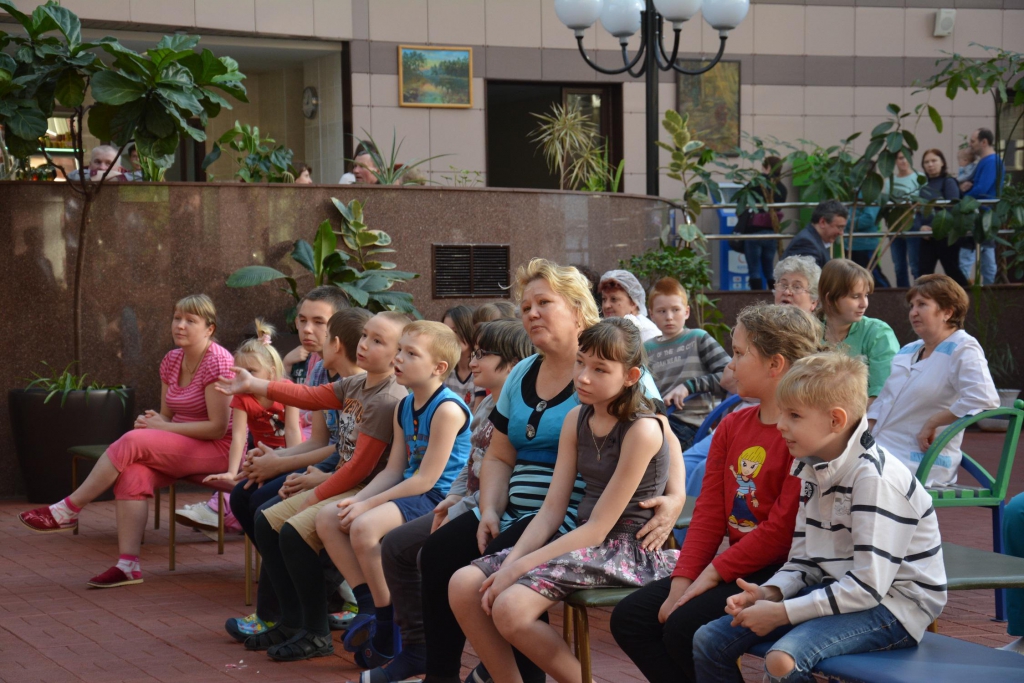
[600,0,644,44]
[554,0,605,36]
[702,0,749,33]
[654,0,703,27]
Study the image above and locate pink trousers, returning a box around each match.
[106,429,229,501]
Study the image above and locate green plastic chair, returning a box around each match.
[914,398,1024,620]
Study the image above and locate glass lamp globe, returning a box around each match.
[654,0,703,26]
[702,0,749,32]
[554,0,605,35]
[600,0,644,42]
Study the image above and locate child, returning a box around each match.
[174,320,302,534]
[449,318,680,683]
[610,303,821,683]
[645,277,731,450]
[224,305,370,640]
[214,311,410,661]
[442,305,477,407]
[316,320,472,668]
[956,146,977,188]
[693,353,946,682]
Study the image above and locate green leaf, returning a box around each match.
[901,129,918,151]
[143,104,176,138]
[180,49,228,85]
[862,172,884,205]
[291,240,315,273]
[91,70,148,105]
[927,105,943,133]
[870,121,894,137]
[338,282,370,307]
[6,106,46,141]
[201,143,222,170]
[886,103,901,116]
[0,0,31,29]
[356,273,390,292]
[313,220,337,273]
[39,3,81,47]
[134,128,179,157]
[156,84,203,114]
[885,131,903,153]
[332,197,355,222]
[54,69,85,108]
[226,265,291,288]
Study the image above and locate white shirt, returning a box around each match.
[867,330,999,486]
[624,313,661,343]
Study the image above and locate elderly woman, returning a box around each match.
[418,259,684,683]
[868,274,999,486]
[599,269,662,341]
[772,255,820,314]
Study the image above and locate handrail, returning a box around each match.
[700,229,1016,241]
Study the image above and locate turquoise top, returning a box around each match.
[823,316,900,397]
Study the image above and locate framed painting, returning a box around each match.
[676,60,740,155]
[398,45,473,108]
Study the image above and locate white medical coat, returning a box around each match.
[867,329,999,486]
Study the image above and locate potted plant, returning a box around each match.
[979,345,1020,432]
[9,364,133,502]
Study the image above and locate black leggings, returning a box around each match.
[420,511,544,682]
[918,237,968,288]
[609,565,780,683]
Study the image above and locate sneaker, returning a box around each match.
[18,506,77,533]
[1001,637,1024,655]
[87,566,143,589]
[174,502,219,532]
[465,662,493,683]
[225,613,275,643]
[328,602,359,631]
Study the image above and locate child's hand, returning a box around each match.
[658,576,693,623]
[431,494,462,533]
[664,385,691,408]
[282,346,309,373]
[214,366,254,396]
[203,472,237,484]
[477,510,501,553]
[672,563,722,611]
[480,566,520,616]
[279,467,328,499]
[337,498,369,533]
[243,442,282,485]
[726,579,766,617]
[731,600,789,636]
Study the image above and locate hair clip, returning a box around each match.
[261,334,272,345]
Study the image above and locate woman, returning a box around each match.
[884,150,922,288]
[19,295,234,587]
[772,255,820,314]
[818,259,899,405]
[868,274,999,486]
[739,156,787,291]
[916,148,967,287]
[599,269,662,342]
[418,259,684,683]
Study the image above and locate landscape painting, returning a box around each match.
[676,60,740,155]
[398,45,473,108]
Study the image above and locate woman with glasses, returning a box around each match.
[771,255,821,314]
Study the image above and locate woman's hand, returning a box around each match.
[636,493,685,551]
[477,509,502,553]
[917,418,941,453]
[431,494,462,533]
[134,410,168,430]
[214,366,255,396]
[658,576,693,623]
[664,385,691,409]
[203,472,237,484]
[672,563,722,611]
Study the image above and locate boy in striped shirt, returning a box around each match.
[693,352,946,683]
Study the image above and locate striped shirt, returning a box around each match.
[158,343,235,449]
[763,418,947,642]
[645,329,731,426]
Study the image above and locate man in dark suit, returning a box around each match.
[782,199,848,268]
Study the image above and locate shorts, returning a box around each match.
[260,486,362,552]
[391,488,446,523]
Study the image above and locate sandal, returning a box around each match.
[267,629,334,662]
[342,613,376,653]
[243,625,297,651]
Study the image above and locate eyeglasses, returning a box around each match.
[470,349,500,362]
[774,282,808,295]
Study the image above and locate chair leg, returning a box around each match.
[168,485,176,571]
[217,491,225,555]
[995,503,1007,622]
[562,602,573,649]
[574,606,592,683]
[244,535,253,607]
[154,487,161,530]
[71,457,79,536]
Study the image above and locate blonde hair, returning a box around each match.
[403,320,462,381]
[513,259,600,331]
[235,319,285,380]
[737,303,822,367]
[738,446,767,477]
[777,352,869,423]
[175,294,217,333]
[819,259,873,318]
[647,277,689,311]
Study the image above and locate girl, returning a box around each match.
[450,318,679,683]
[610,303,821,683]
[175,321,303,532]
[443,305,477,407]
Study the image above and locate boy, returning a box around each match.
[223,302,370,640]
[692,353,946,683]
[317,320,472,669]
[214,311,410,660]
[645,277,731,450]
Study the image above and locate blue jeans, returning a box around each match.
[668,414,699,452]
[890,236,921,288]
[693,585,914,683]
[1005,493,1024,637]
[959,240,997,285]
[744,233,776,288]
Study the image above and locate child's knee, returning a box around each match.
[765,650,797,679]
[491,591,526,637]
[349,516,378,551]
[314,504,337,537]
[448,566,484,609]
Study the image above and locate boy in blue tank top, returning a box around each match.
[321,320,472,670]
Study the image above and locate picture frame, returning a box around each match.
[398,45,473,108]
[676,60,741,155]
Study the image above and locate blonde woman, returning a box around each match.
[20,295,235,588]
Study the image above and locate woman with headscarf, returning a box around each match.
[599,270,662,342]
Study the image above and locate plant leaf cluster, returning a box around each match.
[24,362,129,408]
[202,121,294,182]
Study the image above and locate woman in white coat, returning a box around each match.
[867,274,999,486]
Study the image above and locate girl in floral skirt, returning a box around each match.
[449,317,680,683]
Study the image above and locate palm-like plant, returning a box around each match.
[352,129,446,186]
[530,101,604,191]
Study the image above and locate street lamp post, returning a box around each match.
[554,0,749,197]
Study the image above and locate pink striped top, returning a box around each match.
[159,342,235,449]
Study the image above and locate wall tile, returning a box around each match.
[956,0,1003,8]
[904,8,954,57]
[129,0,195,26]
[951,9,1002,57]
[369,0,428,43]
[1004,10,1024,52]
[854,87,907,116]
[753,85,806,115]
[701,12,754,54]
[658,82,676,114]
[804,86,855,115]
[855,57,905,86]
[429,108,486,173]
[371,42,400,75]
[541,48,598,81]
[350,40,370,73]
[353,0,369,40]
[195,0,256,32]
[753,5,806,55]
[314,0,353,39]
[471,78,485,109]
[805,7,856,55]
[255,0,315,36]
[855,8,905,56]
[351,73,371,107]
[486,46,542,80]
[752,55,805,85]
[805,56,856,86]
[741,85,754,114]
[950,115,994,146]
[858,0,905,7]
[370,74,400,108]
[623,112,646,176]
[541,0,598,50]
[951,90,995,116]
[370,106,433,162]
[429,0,486,45]
[351,105,373,138]
[752,115,805,144]
[851,115,889,152]
[904,86,953,117]
[903,56,942,85]
[804,115,856,147]
[58,0,130,22]
[623,82,646,114]
[908,121,953,160]
[485,0,542,47]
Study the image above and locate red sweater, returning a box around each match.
[673,405,800,582]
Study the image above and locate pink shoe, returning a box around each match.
[18,506,77,533]
[87,566,143,589]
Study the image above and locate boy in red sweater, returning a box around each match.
[610,303,820,683]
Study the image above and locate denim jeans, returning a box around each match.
[890,236,921,288]
[743,233,776,288]
[692,585,914,683]
[960,240,997,285]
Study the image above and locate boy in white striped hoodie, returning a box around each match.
[692,352,946,683]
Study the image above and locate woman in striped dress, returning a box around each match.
[19,295,235,588]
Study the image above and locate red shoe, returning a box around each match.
[87,566,143,589]
[18,506,77,533]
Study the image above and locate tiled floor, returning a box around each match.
[1,429,1020,683]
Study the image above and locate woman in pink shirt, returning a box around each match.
[19,294,236,588]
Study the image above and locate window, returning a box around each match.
[432,244,510,298]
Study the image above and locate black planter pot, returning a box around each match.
[8,388,135,504]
